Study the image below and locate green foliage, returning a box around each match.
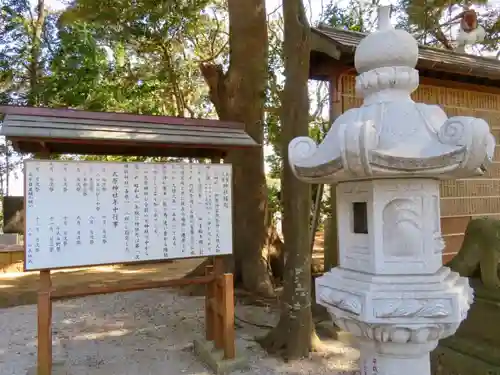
[0,0,231,166]
[0,0,497,220]
[41,22,110,110]
[0,0,56,105]
[322,0,378,32]
[58,0,227,117]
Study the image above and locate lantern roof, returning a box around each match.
[289,6,495,184]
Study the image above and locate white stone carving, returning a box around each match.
[337,179,443,275]
[373,299,451,318]
[288,5,494,375]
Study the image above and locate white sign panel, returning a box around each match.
[24,160,232,271]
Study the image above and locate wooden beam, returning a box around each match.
[0,105,244,130]
[51,275,213,300]
[205,265,215,341]
[222,273,235,359]
[37,270,52,375]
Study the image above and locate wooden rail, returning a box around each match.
[36,256,235,375]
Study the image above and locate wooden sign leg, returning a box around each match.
[213,257,224,350]
[38,270,53,375]
[205,265,214,341]
[222,273,235,359]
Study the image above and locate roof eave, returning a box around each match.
[310,26,500,83]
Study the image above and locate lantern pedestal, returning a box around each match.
[359,340,432,375]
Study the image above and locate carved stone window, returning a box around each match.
[352,202,368,234]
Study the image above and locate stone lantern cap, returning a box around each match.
[289,6,495,184]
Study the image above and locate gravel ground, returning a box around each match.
[0,288,359,375]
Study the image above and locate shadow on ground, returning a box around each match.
[0,258,206,308]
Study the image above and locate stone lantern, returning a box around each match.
[288,5,495,375]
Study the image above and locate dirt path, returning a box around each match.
[0,288,359,375]
[0,231,326,309]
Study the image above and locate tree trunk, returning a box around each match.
[28,0,46,107]
[200,0,274,296]
[258,0,320,359]
[323,185,339,271]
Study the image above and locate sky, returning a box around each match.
[5,0,500,195]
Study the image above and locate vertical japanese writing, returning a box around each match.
[35,217,41,253]
[26,228,33,265]
[63,216,68,247]
[134,164,141,260]
[204,166,213,253]
[124,213,131,253]
[88,165,94,195]
[180,166,186,253]
[83,170,88,196]
[55,222,61,252]
[49,216,55,252]
[372,357,378,375]
[63,164,68,193]
[143,167,150,256]
[27,171,34,208]
[124,164,130,253]
[89,216,95,245]
[123,164,130,202]
[48,162,55,193]
[76,215,82,245]
[101,166,108,193]
[95,171,101,211]
[222,170,230,209]
[76,165,82,193]
[112,170,119,227]
[162,164,169,258]
[188,166,195,255]
[153,166,159,235]
[26,164,34,265]
[214,172,221,253]
[35,165,41,193]
[35,165,41,194]
[171,165,177,251]
[101,215,108,245]
[196,167,204,255]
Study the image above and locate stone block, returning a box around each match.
[432,279,500,375]
[0,233,20,245]
[432,342,500,375]
[2,196,24,234]
[193,339,248,375]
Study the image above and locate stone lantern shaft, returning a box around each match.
[288,5,494,375]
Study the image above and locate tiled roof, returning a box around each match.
[312,25,500,81]
[0,106,258,158]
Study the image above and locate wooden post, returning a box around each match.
[222,273,235,359]
[37,270,52,375]
[205,264,214,341]
[212,257,224,349]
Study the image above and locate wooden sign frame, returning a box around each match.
[35,258,234,375]
[25,160,236,375]
[1,107,256,375]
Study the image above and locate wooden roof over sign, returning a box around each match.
[310,25,500,86]
[0,106,258,158]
